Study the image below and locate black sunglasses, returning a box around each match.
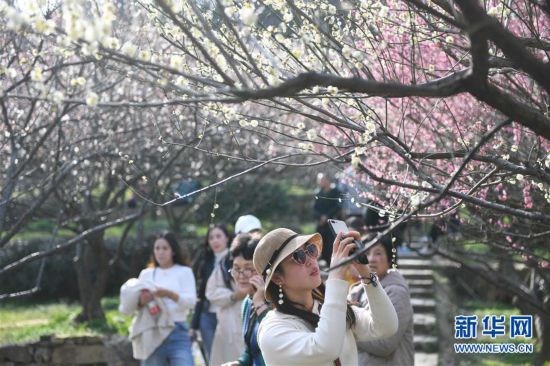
[291,243,319,265]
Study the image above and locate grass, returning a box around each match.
[455,300,540,365]
[0,297,132,346]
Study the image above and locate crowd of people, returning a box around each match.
[119,173,416,366]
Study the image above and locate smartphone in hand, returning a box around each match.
[327,219,369,264]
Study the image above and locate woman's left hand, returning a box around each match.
[249,275,266,303]
[155,287,178,301]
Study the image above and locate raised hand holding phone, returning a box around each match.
[327,219,369,264]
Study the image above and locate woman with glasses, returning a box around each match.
[221,235,269,366]
[252,228,398,366]
[205,233,251,366]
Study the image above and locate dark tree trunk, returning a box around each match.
[73,230,109,322]
[535,298,550,366]
[535,326,550,365]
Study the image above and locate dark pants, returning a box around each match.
[199,311,217,363]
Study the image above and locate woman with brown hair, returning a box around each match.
[137,232,196,365]
[253,228,398,366]
[190,224,231,363]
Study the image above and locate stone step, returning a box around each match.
[414,335,439,353]
[407,279,434,289]
[399,269,434,280]
[414,352,439,366]
[414,313,437,334]
[396,258,434,270]
[411,298,436,313]
[399,253,460,269]
[410,287,434,299]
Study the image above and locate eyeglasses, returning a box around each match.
[291,243,319,265]
[229,267,255,278]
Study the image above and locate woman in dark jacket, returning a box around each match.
[190,224,231,363]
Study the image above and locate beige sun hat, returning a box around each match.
[253,228,322,298]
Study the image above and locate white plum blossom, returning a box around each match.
[121,42,137,56]
[342,45,352,58]
[351,154,361,169]
[224,6,236,18]
[86,92,99,106]
[139,50,151,61]
[239,5,257,26]
[175,76,187,87]
[6,68,18,79]
[51,91,64,104]
[487,6,499,16]
[34,18,56,35]
[30,67,44,82]
[105,36,120,49]
[170,55,184,69]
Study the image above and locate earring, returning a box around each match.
[278,285,284,305]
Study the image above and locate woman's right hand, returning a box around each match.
[139,289,153,306]
[328,231,362,281]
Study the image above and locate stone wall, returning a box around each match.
[0,335,138,366]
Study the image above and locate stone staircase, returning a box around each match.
[398,254,439,366]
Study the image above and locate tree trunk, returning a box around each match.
[73,230,109,322]
[535,323,550,365]
[535,297,550,366]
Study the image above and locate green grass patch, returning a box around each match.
[0,297,132,346]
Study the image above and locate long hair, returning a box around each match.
[192,224,231,273]
[148,232,191,267]
[204,224,231,255]
[266,268,356,330]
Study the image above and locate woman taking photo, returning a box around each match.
[253,228,398,366]
[190,224,231,362]
[137,232,197,366]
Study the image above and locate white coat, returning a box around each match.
[258,279,398,366]
[205,264,244,366]
[119,278,175,360]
